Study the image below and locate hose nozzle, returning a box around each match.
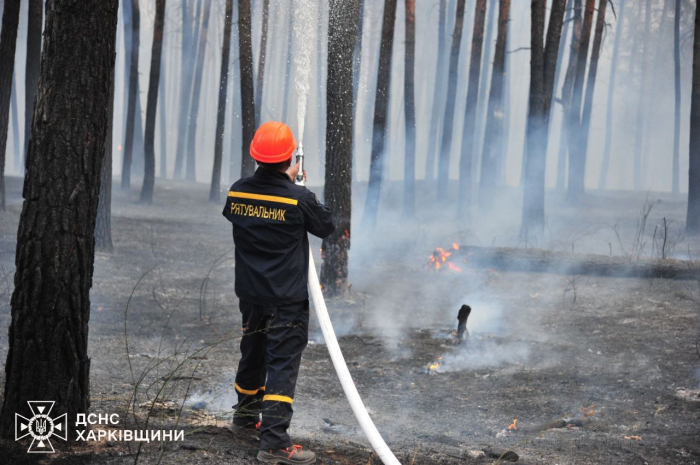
[295,143,305,186]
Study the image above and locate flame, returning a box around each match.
[508,419,518,431]
[428,247,461,272]
[447,262,462,272]
[428,356,443,372]
[580,404,595,419]
[452,242,459,250]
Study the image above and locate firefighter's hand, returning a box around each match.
[286,163,307,183]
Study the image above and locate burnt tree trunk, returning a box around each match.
[11,72,21,173]
[22,0,42,169]
[0,0,20,211]
[521,0,566,238]
[551,0,573,191]
[473,0,497,167]
[478,0,510,210]
[361,0,397,228]
[140,0,166,203]
[96,61,116,253]
[0,0,118,437]
[555,0,582,191]
[633,0,652,191]
[210,0,234,201]
[567,0,605,203]
[121,0,140,189]
[320,0,361,296]
[457,0,487,217]
[436,0,466,200]
[239,0,257,177]
[174,0,197,178]
[158,54,167,178]
[599,0,626,190]
[687,1,700,234]
[255,0,269,125]
[673,0,681,194]
[185,0,212,182]
[403,0,416,216]
[424,0,447,183]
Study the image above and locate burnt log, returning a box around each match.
[453,246,700,280]
[457,304,471,342]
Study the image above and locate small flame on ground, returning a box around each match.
[581,404,595,419]
[428,356,444,372]
[452,242,460,250]
[428,246,462,272]
[508,419,518,431]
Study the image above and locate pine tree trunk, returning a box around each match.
[121,0,140,189]
[0,0,20,211]
[479,0,510,209]
[687,1,700,234]
[254,0,270,125]
[140,0,166,203]
[673,0,681,194]
[565,0,595,204]
[96,63,116,253]
[11,72,21,173]
[474,0,498,170]
[0,0,118,437]
[424,0,447,183]
[239,0,257,178]
[210,0,234,201]
[457,0,487,216]
[158,59,168,178]
[436,0,466,200]
[632,0,652,191]
[22,0,42,169]
[361,0,398,228]
[403,0,416,216]
[599,0,626,190]
[555,0,582,192]
[320,0,361,296]
[551,0,573,191]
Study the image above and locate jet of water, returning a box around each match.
[292,0,318,146]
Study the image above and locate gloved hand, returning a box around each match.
[286,162,306,184]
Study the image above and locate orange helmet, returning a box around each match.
[250,121,297,163]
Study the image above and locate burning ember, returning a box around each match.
[580,404,595,419]
[508,419,518,431]
[428,356,444,374]
[428,243,463,271]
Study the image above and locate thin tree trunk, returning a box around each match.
[403,0,416,216]
[174,0,199,178]
[599,0,626,190]
[565,0,595,203]
[479,0,510,209]
[361,0,398,227]
[210,0,234,201]
[11,72,20,173]
[282,0,294,124]
[158,60,167,178]
[568,0,605,203]
[424,0,447,183]
[555,0,582,192]
[633,0,652,191]
[254,0,269,125]
[436,0,467,200]
[673,0,681,194]
[686,0,700,234]
[239,0,257,177]
[22,0,42,169]
[0,0,20,211]
[0,0,118,437]
[96,62,117,253]
[140,0,166,203]
[185,0,213,182]
[457,0,487,216]
[320,0,361,296]
[121,0,140,189]
[552,0,573,191]
[474,0,498,171]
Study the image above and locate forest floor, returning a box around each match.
[0,176,699,464]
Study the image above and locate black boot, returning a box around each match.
[257,445,316,464]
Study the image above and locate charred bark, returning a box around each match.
[210,0,234,202]
[96,59,117,253]
[599,0,626,190]
[403,0,416,217]
[673,0,681,194]
[11,72,20,173]
[239,0,257,178]
[121,0,140,189]
[436,0,466,200]
[140,0,166,203]
[424,0,447,183]
[478,0,510,210]
[0,0,20,211]
[687,1,700,234]
[0,0,118,437]
[22,0,42,168]
[361,0,398,227]
[320,0,360,296]
[254,0,269,125]
[158,54,167,179]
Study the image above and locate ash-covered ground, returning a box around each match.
[0,176,699,464]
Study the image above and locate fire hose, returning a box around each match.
[295,143,400,464]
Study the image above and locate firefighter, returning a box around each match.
[223,121,334,464]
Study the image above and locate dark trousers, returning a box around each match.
[233,299,309,450]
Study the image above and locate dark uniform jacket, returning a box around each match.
[223,168,335,306]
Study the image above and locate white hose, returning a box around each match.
[307,246,402,465]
